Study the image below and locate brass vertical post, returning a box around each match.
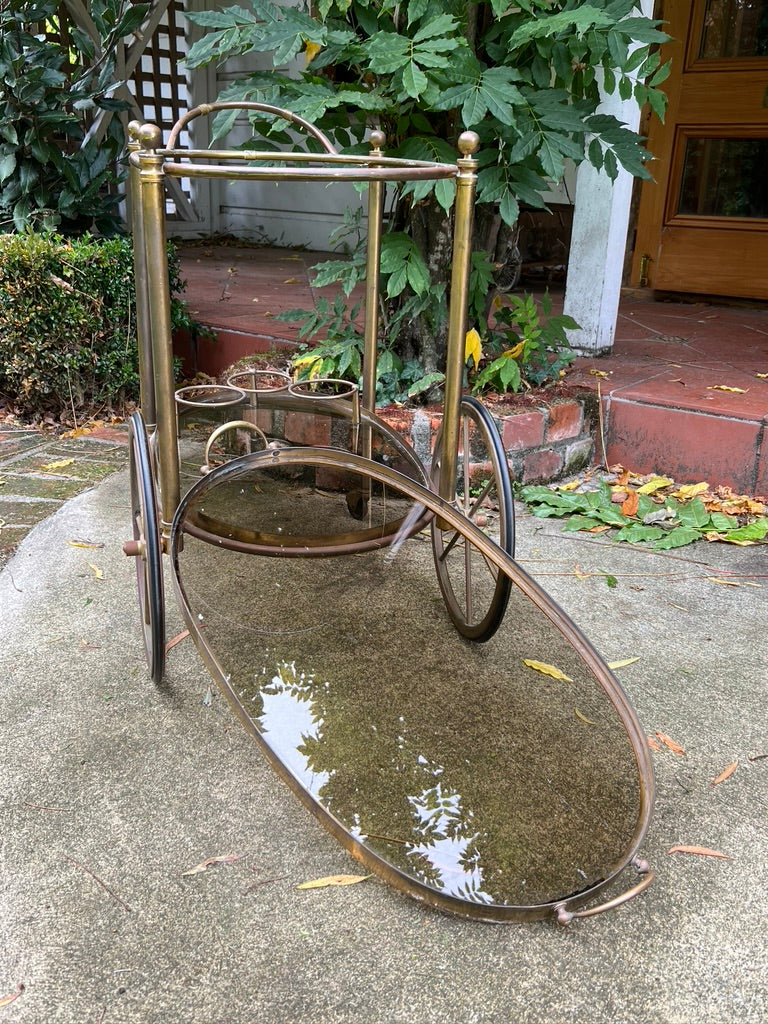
[361,130,386,459]
[439,131,479,504]
[127,122,157,430]
[136,123,180,539]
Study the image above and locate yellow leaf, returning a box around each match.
[706,576,740,587]
[636,476,674,495]
[523,660,573,683]
[296,874,371,890]
[607,657,640,669]
[181,853,244,876]
[40,458,75,471]
[88,563,104,580]
[574,709,597,726]
[66,539,104,549]
[707,385,747,393]
[292,354,323,379]
[503,340,525,360]
[556,480,581,491]
[464,327,483,369]
[755,372,768,379]
[589,369,609,378]
[304,40,323,65]
[672,482,709,500]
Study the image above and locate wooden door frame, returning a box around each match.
[631,0,768,295]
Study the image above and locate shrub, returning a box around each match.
[0,232,191,418]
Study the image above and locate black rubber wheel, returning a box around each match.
[127,411,165,682]
[431,396,515,641]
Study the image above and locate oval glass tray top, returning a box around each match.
[170,448,654,923]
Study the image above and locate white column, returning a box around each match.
[564,0,654,354]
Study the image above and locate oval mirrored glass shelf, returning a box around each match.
[171,448,653,922]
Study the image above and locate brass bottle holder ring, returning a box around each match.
[226,368,292,398]
[174,383,247,410]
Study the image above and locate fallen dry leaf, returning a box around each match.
[181,853,244,876]
[707,385,747,393]
[655,731,686,755]
[40,458,75,471]
[88,563,104,580]
[755,372,768,379]
[672,482,709,500]
[706,576,740,587]
[637,476,674,495]
[0,984,25,1008]
[589,369,609,378]
[523,660,573,683]
[296,874,371,890]
[574,709,597,726]
[621,490,639,517]
[667,845,730,860]
[607,657,640,669]
[66,539,104,550]
[165,629,191,653]
[711,761,738,786]
[647,737,663,752]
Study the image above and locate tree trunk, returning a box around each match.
[394,196,453,374]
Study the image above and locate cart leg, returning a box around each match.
[431,396,514,641]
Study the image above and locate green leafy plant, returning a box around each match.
[0,0,149,233]
[185,0,670,373]
[0,232,196,418]
[521,476,768,551]
[470,293,579,394]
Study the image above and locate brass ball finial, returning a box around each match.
[127,120,142,141]
[458,131,480,157]
[369,129,386,151]
[138,123,162,150]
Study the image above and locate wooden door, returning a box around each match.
[633,0,768,298]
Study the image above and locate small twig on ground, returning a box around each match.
[63,855,132,913]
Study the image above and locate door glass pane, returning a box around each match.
[677,137,768,218]
[699,0,768,58]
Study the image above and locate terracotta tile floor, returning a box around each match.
[176,244,768,494]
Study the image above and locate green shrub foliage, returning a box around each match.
[0,0,149,233]
[0,232,189,417]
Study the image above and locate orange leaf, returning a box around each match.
[647,737,662,752]
[586,525,612,534]
[668,845,730,860]
[0,984,24,1008]
[711,761,738,786]
[621,491,639,517]
[655,731,686,755]
[165,629,191,653]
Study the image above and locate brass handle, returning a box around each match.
[203,420,268,472]
[554,858,654,925]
